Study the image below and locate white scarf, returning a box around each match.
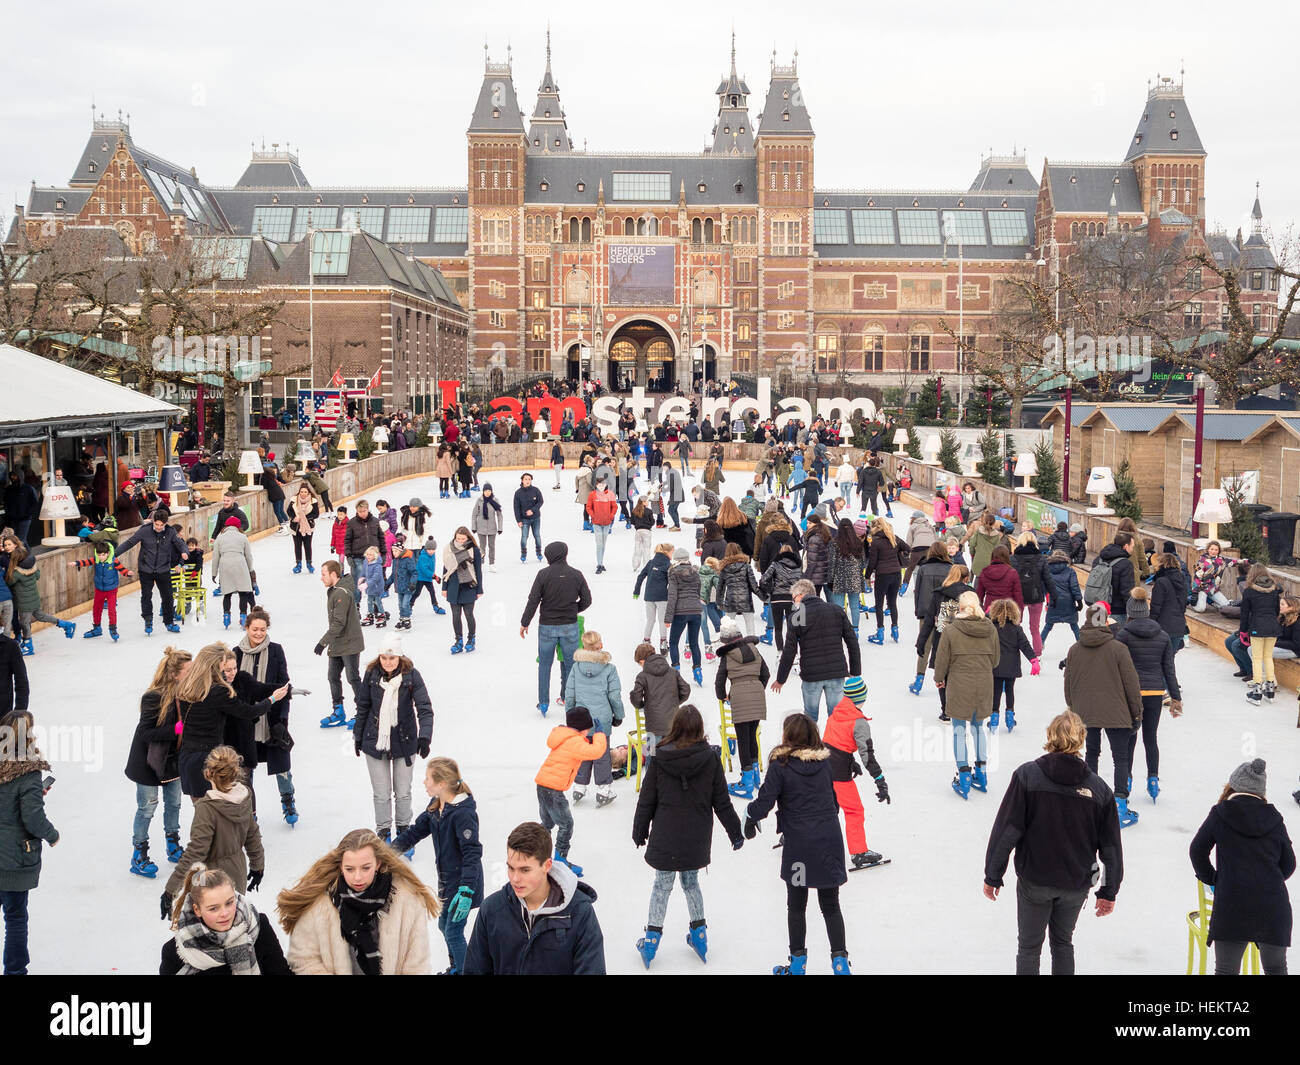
[375,673,402,753]
[174,895,261,975]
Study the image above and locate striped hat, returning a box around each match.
[843,676,868,705]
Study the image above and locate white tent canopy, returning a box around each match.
[0,343,184,445]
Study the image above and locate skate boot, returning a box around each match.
[971,763,988,793]
[1116,795,1140,828]
[867,629,885,645]
[109,626,119,641]
[704,643,715,661]
[851,851,885,869]
[659,639,669,656]
[693,665,703,686]
[433,603,446,615]
[239,612,247,628]
[595,785,616,808]
[1004,709,1016,732]
[727,764,759,799]
[831,951,853,975]
[1147,776,1160,803]
[686,921,708,962]
[571,787,587,805]
[553,852,583,877]
[952,766,972,800]
[637,927,662,968]
[166,833,183,863]
[361,613,374,627]
[773,949,808,975]
[223,612,231,629]
[1246,683,1263,707]
[82,625,103,639]
[890,625,899,643]
[281,792,299,826]
[306,563,315,574]
[130,843,158,878]
[165,622,181,633]
[57,619,76,638]
[19,637,33,656]
[374,613,387,629]
[320,703,348,728]
[758,628,774,645]
[1264,681,1277,703]
[465,637,476,652]
[988,711,999,732]
[396,826,415,860]
[143,619,153,636]
[293,563,302,574]
[852,626,859,639]
[899,582,909,596]
[908,673,924,695]
[450,638,464,654]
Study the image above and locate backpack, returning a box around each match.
[1083,558,1114,605]
[1016,556,1044,603]
[934,593,959,634]
[588,490,619,527]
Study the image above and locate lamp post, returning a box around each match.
[1192,372,1206,539]
[1037,240,1066,493]
[942,212,965,417]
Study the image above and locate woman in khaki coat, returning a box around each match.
[277,828,440,975]
[713,617,770,800]
[933,592,1001,800]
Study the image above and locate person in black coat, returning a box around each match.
[745,713,850,975]
[353,637,434,841]
[984,710,1122,975]
[160,865,292,975]
[1189,759,1295,976]
[1115,587,1182,799]
[989,600,1036,733]
[774,581,862,723]
[0,633,28,716]
[631,705,743,966]
[232,609,296,823]
[463,821,605,975]
[175,644,286,799]
[1149,553,1189,652]
[126,648,193,873]
[1011,536,1049,656]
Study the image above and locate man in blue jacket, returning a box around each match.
[116,508,189,634]
[514,474,545,562]
[463,821,605,975]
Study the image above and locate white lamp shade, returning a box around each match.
[293,440,318,465]
[1013,452,1038,477]
[237,450,264,475]
[1086,466,1116,496]
[39,482,81,521]
[1193,488,1233,524]
[922,434,940,458]
[892,428,910,446]
[371,426,389,444]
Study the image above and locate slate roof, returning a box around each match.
[1124,81,1205,161]
[812,190,1038,260]
[1043,163,1143,213]
[1149,410,1276,440]
[23,186,90,219]
[469,60,527,135]
[968,157,1039,193]
[1082,404,1184,432]
[235,155,309,188]
[756,62,812,136]
[524,154,758,206]
[527,43,573,152]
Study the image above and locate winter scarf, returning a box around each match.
[478,493,502,523]
[334,871,393,976]
[375,671,403,753]
[172,894,261,975]
[237,634,273,744]
[444,543,477,587]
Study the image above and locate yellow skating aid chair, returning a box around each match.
[172,567,207,624]
[1186,880,1260,975]
[718,700,762,773]
[626,708,648,792]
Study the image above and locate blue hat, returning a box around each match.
[843,676,868,705]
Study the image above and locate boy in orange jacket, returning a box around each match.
[823,676,891,870]
[535,706,608,877]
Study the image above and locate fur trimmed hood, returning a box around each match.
[0,756,49,787]
[768,744,831,762]
[572,649,611,665]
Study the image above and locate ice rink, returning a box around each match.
[20,464,1300,974]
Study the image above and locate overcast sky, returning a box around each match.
[3,0,1296,246]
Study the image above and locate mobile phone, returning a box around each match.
[42,775,55,790]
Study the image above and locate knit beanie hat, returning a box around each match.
[224,515,242,528]
[1127,592,1151,618]
[1049,549,1070,563]
[566,706,593,732]
[1161,540,1177,553]
[376,633,403,657]
[408,497,424,510]
[1228,758,1267,797]
[843,676,868,705]
[424,536,437,551]
[672,547,690,563]
[1069,523,1085,534]
[719,617,741,642]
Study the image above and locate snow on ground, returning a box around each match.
[22,464,1300,974]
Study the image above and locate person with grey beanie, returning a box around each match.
[1190,758,1295,975]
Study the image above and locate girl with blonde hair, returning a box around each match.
[279,828,440,975]
[161,863,291,975]
[126,647,193,876]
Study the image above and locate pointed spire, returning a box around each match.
[528,29,572,151]
[731,28,737,75]
[1252,181,1262,221]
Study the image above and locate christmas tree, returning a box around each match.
[938,429,963,476]
[976,429,1005,486]
[1030,438,1062,502]
[1107,457,1143,521]
[1222,474,1266,563]
[906,426,923,460]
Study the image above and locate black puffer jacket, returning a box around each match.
[760,554,803,602]
[1115,617,1181,699]
[1190,796,1295,947]
[775,595,861,684]
[520,542,593,627]
[634,554,671,602]
[1239,581,1282,639]
[911,558,952,622]
[1150,565,1188,640]
[758,527,801,575]
[864,533,906,581]
[1011,543,1048,606]
[354,664,434,762]
[802,530,831,586]
[746,746,846,889]
[993,620,1035,680]
[125,691,180,786]
[1096,543,1135,610]
[632,741,742,871]
[718,559,761,615]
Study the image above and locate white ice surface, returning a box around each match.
[22,466,1300,974]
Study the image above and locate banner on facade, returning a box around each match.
[608,244,675,305]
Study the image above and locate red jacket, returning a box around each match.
[975,561,1024,611]
[330,519,347,556]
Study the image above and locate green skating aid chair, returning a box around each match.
[1186,880,1260,975]
[718,700,761,773]
[536,614,586,665]
[626,708,648,792]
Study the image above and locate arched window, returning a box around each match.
[531,318,546,340]
[704,219,715,242]
[638,216,657,236]
[581,217,591,242]
[645,339,673,363]
[624,217,635,236]
[569,217,580,242]
[610,338,637,363]
[692,218,702,243]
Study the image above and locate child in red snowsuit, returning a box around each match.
[822,676,890,869]
[330,506,348,558]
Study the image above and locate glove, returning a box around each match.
[865,753,883,780]
[732,838,744,851]
[247,868,264,891]
[314,642,325,656]
[874,776,891,804]
[253,584,260,596]
[269,722,294,750]
[743,815,760,839]
[632,593,640,600]
[1030,658,1041,676]
[612,715,624,728]
[160,892,171,921]
[417,738,430,759]
[633,835,647,849]
[1169,699,1184,717]
[354,742,362,758]
[1238,632,1250,647]
[448,886,474,923]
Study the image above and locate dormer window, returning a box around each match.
[540,180,549,192]
[1070,175,1077,184]
[534,138,540,146]
[362,195,368,203]
[576,181,585,193]
[491,108,499,118]
[739,126,745,134]
[730,95,738,107]
[698,182,707,193]
[88,162,97,173]
[782,90,789,100]
[1169,109,1176,119]
[782,110,790,121]
[1114,175,1121,184]
[1170,130,1179,140]
[723,125,730,134]
[1000,199,1008,208]
[957,199,965,207]
[271,194,278,203]
[544,109,551,117]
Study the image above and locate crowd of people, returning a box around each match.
[0,408,1294,978]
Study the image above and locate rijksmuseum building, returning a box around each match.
[12,35,1280,409]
